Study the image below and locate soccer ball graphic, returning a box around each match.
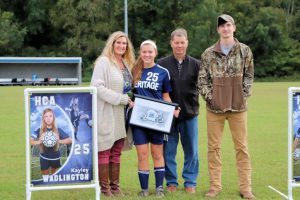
[42,131,58,147]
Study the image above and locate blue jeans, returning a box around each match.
[164,116,199,187]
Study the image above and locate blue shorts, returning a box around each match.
[40,151,61,170]
[132,126,164,145]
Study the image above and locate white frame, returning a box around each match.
[129,94,177,134]
[269,87,300,200]
[25,87,100,200]
[288,87,300,200]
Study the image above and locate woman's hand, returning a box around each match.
[128,98,135,108]
[174,107,181,118]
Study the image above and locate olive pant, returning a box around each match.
[206,110,252,193]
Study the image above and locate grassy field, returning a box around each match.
[1,82,300,200]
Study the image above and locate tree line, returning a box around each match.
[0,0,299,80]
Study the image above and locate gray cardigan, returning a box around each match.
[90,56,133,151]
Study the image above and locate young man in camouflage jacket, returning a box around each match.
[198,14,255,199]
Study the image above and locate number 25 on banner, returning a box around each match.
[74,144,90,155]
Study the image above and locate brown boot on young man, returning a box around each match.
[205,188,221,198]
[240,191,256,199]
[99,164,113,197]
[109,163,124,197]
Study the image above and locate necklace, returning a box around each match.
[116,59,125,70]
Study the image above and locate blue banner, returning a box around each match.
[29,92,93,185]
[293,92,300,181]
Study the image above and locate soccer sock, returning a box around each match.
[138,170,149,191]
[154,167,165,191]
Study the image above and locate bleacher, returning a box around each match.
[0,78,79,86]
[0,57,82,86]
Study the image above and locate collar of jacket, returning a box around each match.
[213,38,240,55]
[171,54,188,64]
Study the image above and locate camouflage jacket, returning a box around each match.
[198,38,254,113]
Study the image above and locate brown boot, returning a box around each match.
[109,163,124,197]
[99,164,113,197]
[205,188,222,198]
[240,191,256,199]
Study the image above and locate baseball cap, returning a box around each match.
[217,14,235,27]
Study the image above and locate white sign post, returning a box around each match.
[25,87,100,200]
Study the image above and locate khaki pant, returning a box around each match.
[206,110,252,193]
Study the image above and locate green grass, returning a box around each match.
[1,82,300,199]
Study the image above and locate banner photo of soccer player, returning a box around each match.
[293,92,300,181]
[27,90,94,186]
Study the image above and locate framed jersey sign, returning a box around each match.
[24,87,100,200]
[129,94,178,134]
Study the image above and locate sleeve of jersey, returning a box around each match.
[162,71,172,93]
[58,128,69,140]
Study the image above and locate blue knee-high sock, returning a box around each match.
[138,170,149,191]
[154,167,165,190]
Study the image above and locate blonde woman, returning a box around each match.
[31,108,72,175]
[90,31,135,197]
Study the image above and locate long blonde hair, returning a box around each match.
[95,31,135,69]
[39,108,58,135]
[132,40,157,85]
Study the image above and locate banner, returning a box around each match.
[268,88,300,199]
[293,92,300,181]
[28,90,94,185]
